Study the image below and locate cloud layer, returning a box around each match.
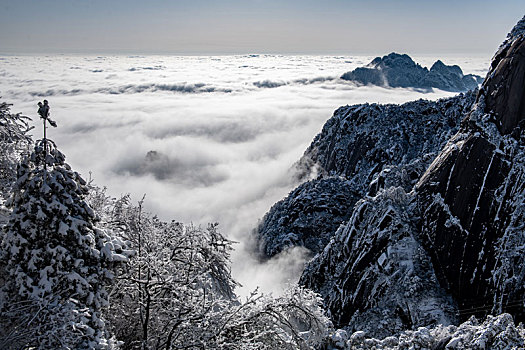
[0,54,489,296]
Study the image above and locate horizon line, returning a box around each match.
[0,49,494,58]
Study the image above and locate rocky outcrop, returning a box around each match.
[341,53,428,89]
[292,17,525,340]
[480,21,525,135]
[300,188,456,338]
[257,92,476,257]
[423,60,484,92]
[257,177,359,257]
[300,93,475,182]
[415,16,525,322]
[341,53,482,92]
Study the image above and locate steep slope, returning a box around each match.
[257,92,476,257]
[340,53,482,92]
[415,15,525,322]
[300,94,475,182]
[299,15,525,337]
[257,177,360,257]
[300,187,456,338]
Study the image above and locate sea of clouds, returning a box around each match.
[0,54,490,296]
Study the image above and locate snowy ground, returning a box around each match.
[0,54,489,296]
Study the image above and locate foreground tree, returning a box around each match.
[0,101,32,201]
[213,285,331,350]
[88,190,331,349]
[0,139,130,349]
[0,100,331,348]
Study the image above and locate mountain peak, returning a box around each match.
[479,15,525,135]
[341,53,481,92]
[506,15,525,44]
[368,52,418,69]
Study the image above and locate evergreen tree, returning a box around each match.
[0,139,129,349]
[0,101,32,201]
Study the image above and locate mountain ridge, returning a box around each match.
[257,14,525,343]
[341,52,483,92]
[257,91,476,257]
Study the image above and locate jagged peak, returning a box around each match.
[479,14,525,135]
[430,59,462,74]
[342,53,480,91]
[432,59,445,67]
[495,15,525,55]
[368,52,418,68]
[507,15,525,43]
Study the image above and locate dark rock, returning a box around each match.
[480,27,525,135]
[422,60,479,92]
[341,53,429,88]
[257,177,360,257]
[257,93,475,257]
[415,16,525,322]
[415,134,511,318]
[302,93,475,182]
[300,188,456,338]
[341,53,482,92]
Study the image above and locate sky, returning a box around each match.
[0,0,523,55]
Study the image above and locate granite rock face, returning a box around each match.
[300,188,457,338]
[341,53,482,92]
[481,24,525,135]
[257,92,476,257]
[415,16,525,322]
[261,15,525,339]
[257,177,359,257]
[300,94,475,182]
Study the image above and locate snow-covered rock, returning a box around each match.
[327,313,525,350]
[257,177,360,256]
[415,14,525,323]
[261,13,525,342]
[301,187,456,339]
[257,92,476,257]
[340,53,482,92]
[299,92,475,183]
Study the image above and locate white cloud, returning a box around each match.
[0,54,489,296]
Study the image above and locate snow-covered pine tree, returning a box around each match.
[0,138,129,349]
[0,101,33,202]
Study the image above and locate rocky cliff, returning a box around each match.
[341,53,482,92]
[300,187,457,338]
[259,15,525,339]
[415,15,525,323]
[257,91,476,257]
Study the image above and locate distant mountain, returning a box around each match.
[257,14,525,342]
[340,52,483,92]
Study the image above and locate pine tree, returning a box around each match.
[0,139,128,349]
[0,101,33,201]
